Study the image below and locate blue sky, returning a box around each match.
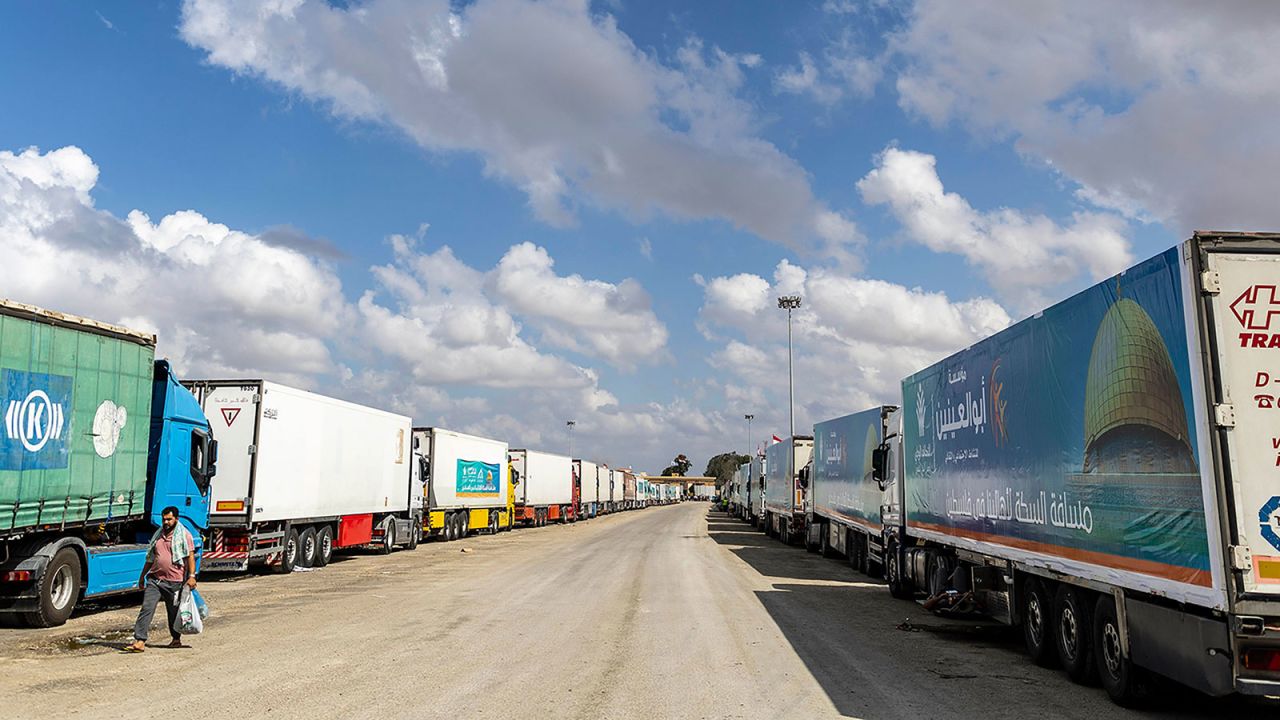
[1,1,1274,470]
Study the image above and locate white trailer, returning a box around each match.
[762,436,814,545]
[185,380,416,573]
[414,427,512,541]
[605,467,621,512]
[575,459,601,518]
[510,449,575,526]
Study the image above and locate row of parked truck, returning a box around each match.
[723,232,1280,704]
[0,298,680,627]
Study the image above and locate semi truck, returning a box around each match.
[732,461,750,518]
[762,436,813,545]
[509,449,575,526]
[873,232,1280,702]
[806,406,896,575]
[0,300,216,626]
[184,380,416,573]
[622,469,638,509]
[575,459,601,518]
[415,427,512,540]
[747,454,765,526]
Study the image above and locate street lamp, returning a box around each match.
[777,295,801,441]
[744,414,754,456]
[566,420,576,458]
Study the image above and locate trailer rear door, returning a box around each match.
[1203,247,1280,595]
[202,384,259,520]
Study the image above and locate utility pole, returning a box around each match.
[777,295,802,440]
[566,420,576,458]
[745,413,754,456]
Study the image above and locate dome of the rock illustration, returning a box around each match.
[1083,298,1196,474]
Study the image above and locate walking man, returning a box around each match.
[126,506,196,652]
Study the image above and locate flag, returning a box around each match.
[771,434,782,443]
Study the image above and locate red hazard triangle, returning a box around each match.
[221,407,241,427]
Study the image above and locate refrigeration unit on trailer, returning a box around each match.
[415,427,512,540]
[510,449,575,526]
[575,459,601,518]
[873,232,1280,703]
[807,406,896,574]
[186,380,415,573]
[763,436,813,544]
[0,301,216,626]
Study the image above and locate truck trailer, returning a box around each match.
[622,469,638,509]
[509,449,575,526]
[762,436,813,545]
[575,459,601,518]
[874,232,1280,702]
[806,406,896,575]
[0,300,216,626]
[415,427,512,540]
[747,454,765,526]
[185,380,416,573]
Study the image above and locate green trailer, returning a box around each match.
[0,300,156,533]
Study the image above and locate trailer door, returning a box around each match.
[202,384,260,520]
[1204,249,1280,595]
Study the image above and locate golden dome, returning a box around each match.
[1083,298,1191,456]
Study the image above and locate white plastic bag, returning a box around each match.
[174,587,204,635]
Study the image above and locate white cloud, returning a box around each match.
[888,0,1280,234]
[774,34,880,106]
[857,146,1132,309]
[179,0,856,259]
[0,145,346,387]
[489,242,669,369]
[0,145,699,469]
[699,260,1010,436]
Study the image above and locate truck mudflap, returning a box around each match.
[1126,598,1233,696]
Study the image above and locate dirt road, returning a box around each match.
[0,503,1274,719]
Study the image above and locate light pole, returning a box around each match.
[744,413,754,456]
[566,420,576,458]
[777,295,801,441]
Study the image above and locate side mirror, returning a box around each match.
[871,445,888,487]
[413,435,420,450]
[511,469,522,486]
[797,465,810,489]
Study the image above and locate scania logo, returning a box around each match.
[4,390,66,452]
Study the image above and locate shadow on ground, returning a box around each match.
[702,509,1279,720]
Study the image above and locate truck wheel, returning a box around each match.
[488,511,499,535]
[1094,596,1147,706]
[1022,578,1055,667]
[297,527,317,568]
[886,544,913,599]
[407,521,420,550]
[458,513,470,538]
[271,528,300,574]
[1054,585,1097,685]
[314,526,334,567]
[24,547,82,627]
[378,521,396,555]
[444,513,457,541]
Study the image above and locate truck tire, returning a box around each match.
[1054,585,1097,685]
[805,523,820,553]
[407,521,420,550]
[1094,596,1147,706]
[24,547,82,627]
[1022,578,1055,667]
[848,532,864,573]
[458,512,470,538]
[378,521,395,555]
[488,511,499,535]
[926,553,953,597]
[271,528,300,574]
[885,542,913,599]
[445,513,458,541]
[314,526,334,567]
[297,527,317,568]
